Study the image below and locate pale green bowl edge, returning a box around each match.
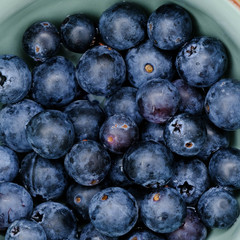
[0,0,240,239]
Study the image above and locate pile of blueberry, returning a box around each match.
[1,2,240,240]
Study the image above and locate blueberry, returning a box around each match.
[31,201,77,240]
[104,87,142,125]
[20,152,68,200]
[99,114,139,154]
[147,4,192,50]
[172,79,205,115]
[176,36,228,87]
[0,55,31,104]
[76,45,126,97]
[170,159,210,205]
[26,110,75,159]
[125,40,175,88]
[0,99,43,152]
[0,182,33,230]
[167,208,207,240]
[64,140,111,186]
[123,141,173,188]
[125,229,166,240]
[61,14,96,53]
[5,219,47,240]
[0,146,19,183]
[164,113,207,156]
[31,56,78,108]
[140,187,187,233]
[136,78,180,124]
[205,78,240,131]
[64,100,105,141]
[197,187,240,229]
[99,2,147,51]
[22,21,60,62]
[89,187,138,237]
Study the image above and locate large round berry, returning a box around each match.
[99,2,147,51]
[76,45,126,96]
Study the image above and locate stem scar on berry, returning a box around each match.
[144,63,154,73]
[153,193,160,201]
[102,194,108,201]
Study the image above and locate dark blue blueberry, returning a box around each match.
[126,40,175,88]
[31,201,77,240]
[0,99,43,152]
[99,2,147,51]
[209,148,240,190]
[0,182,33,230]
[104,87,142,125]
[125,229,166,240]
[205,78,240,131]
[0,146,19,183]
[99,114,139,154]
[136,78,180,124]
[140,187,187,233]
[197,118,229,161]
[164,113,207,156]
[22,21,60,62]
[140,121,165,144]
[66,183,102,221]
[5,219,47,240]
[31,56,78,108]
[76,45,126,96]
[26,110,75,159]
[167,208,207,240]
[123,141,173,188]
[64,100,105,141]
[20,152,68,200]
[89,187,138,237]
[176,36,228,87]
[197,187,239,229]
[170,159,210,205]
[172,79,204,115]
[64,140,111,186]
[0,55,31,104]
[147,4,192,50]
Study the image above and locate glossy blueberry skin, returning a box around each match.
[197,118,229,161]
[0,182,33,230]
[26,110,75,159]
[0,146,19,183]
[61,14,96,53]
[89,187,138,237]
[104,87,142,125]
[136,78,180,124]
[172,79,204,115]
[140,121,165,144]
[147,4,192,50]
[99,2,147,51]
[31,201,77,240]
[0,55,31,104]
[76,45,126,96]
[126,40,175,88]
[22,21,60,62]
[209,148,240,190]
[0,99,43,152]
[176,36,228,87]
[31,56,77,108]
[5,219,47,240]
[64,100,105,141]
[99,114,139,154]
[167,208,207,240]
[164,113,207,156]
[140,187,187,233]
[20,152,68,200]
[125,229,166,240]
[197,187,240,229]
[205,78,240,131]
[123,141,173,188]
[64,140,111,186]
[170,159,210,205]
